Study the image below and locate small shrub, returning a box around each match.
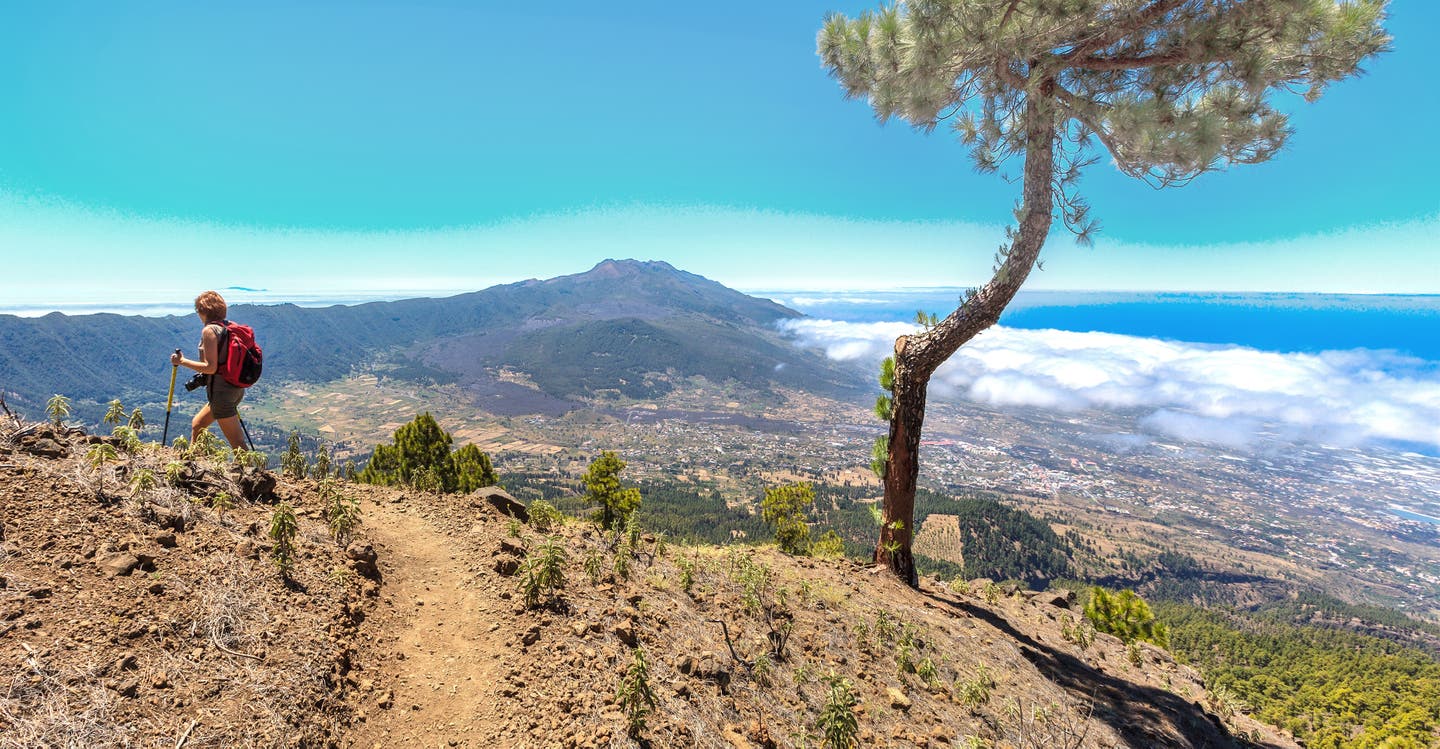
[676,554,697,595]
[281,431,307,479]
[234,449,268,470]
[518,535,567,609]
[506,517,523,539]
[412,465,443,493]
[624,512,642,550]
[873,610,897,644]
[163,461,187,486]
[583,547,604,585]
[917,657,942,690]
[958,664,995,709]
[983,581,1003,604]
[528,499,564,532]
[171,436,189,453]
[817,674,860,749]
[127,408,145,431]
[269,502,299,578]
[192,429,223,460]
[45,394,71,427]
[852,620,872,652]
[613,542,632,581]
[129,468,158,497]
[811,529,846,558]
[103,399,125,426]
[1207,684,1250,721]
[1127,641,1144,667]
[111,425,141,453]
[311,442,332,480]
[751,652,774,687]
[1062,618,1095,651]
[322,479,362,546]
[86,443,119,497]
[896,643,916,677]
[211,492,234,523]
[616,646,657,739]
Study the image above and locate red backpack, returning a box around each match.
[215,320,264,388]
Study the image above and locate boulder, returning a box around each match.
[470,486,528,522]
[21,438,67,459]
[232,466,278,502]
[96,552,140,578]
[1041,589,1075,609]
[346,543,380,580]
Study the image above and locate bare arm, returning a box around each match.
[170,326,220,374]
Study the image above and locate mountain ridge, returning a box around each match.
[0,259,857,419]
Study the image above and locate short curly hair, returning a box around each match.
[194,291,227,323]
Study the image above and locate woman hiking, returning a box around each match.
[171,290,251,451]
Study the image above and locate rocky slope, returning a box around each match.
[1,424,1296,748]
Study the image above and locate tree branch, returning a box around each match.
[1070,49,1224,71]
[1061,0,1187,63]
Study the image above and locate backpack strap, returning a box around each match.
[209,320,229,377]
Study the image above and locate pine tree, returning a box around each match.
[357,413,497,495]
[1085,587,1169,647]
[450,443,497,493]
[818,0,1390,586]
[761,482,816,555]
[393,412,454,489]
[583,451,641,530]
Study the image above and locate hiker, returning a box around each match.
[171,290,249,450]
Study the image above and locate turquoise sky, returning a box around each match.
[1,1,1436,302]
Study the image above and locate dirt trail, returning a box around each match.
[345,496,510,748]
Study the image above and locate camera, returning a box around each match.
[183,373,210,392]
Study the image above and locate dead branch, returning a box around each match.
[707,619,753,672]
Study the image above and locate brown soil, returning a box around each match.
[343,491,509,747]
[2,425,1298,748]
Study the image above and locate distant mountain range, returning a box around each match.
[0,259,862,418]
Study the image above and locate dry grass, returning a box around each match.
[0,645,133,749]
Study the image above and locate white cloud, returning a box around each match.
[778,319,1440,451]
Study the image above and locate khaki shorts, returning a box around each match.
[207,377,245,419]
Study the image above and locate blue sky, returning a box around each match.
[1,0,1436,302]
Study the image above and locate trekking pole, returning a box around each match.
[161,349,180,446]
[238,417,256,453]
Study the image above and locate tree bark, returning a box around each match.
[874,83,1057,586]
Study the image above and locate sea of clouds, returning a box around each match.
[778,319,1440,453]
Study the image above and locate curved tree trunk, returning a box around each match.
[874,86,1058,586]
